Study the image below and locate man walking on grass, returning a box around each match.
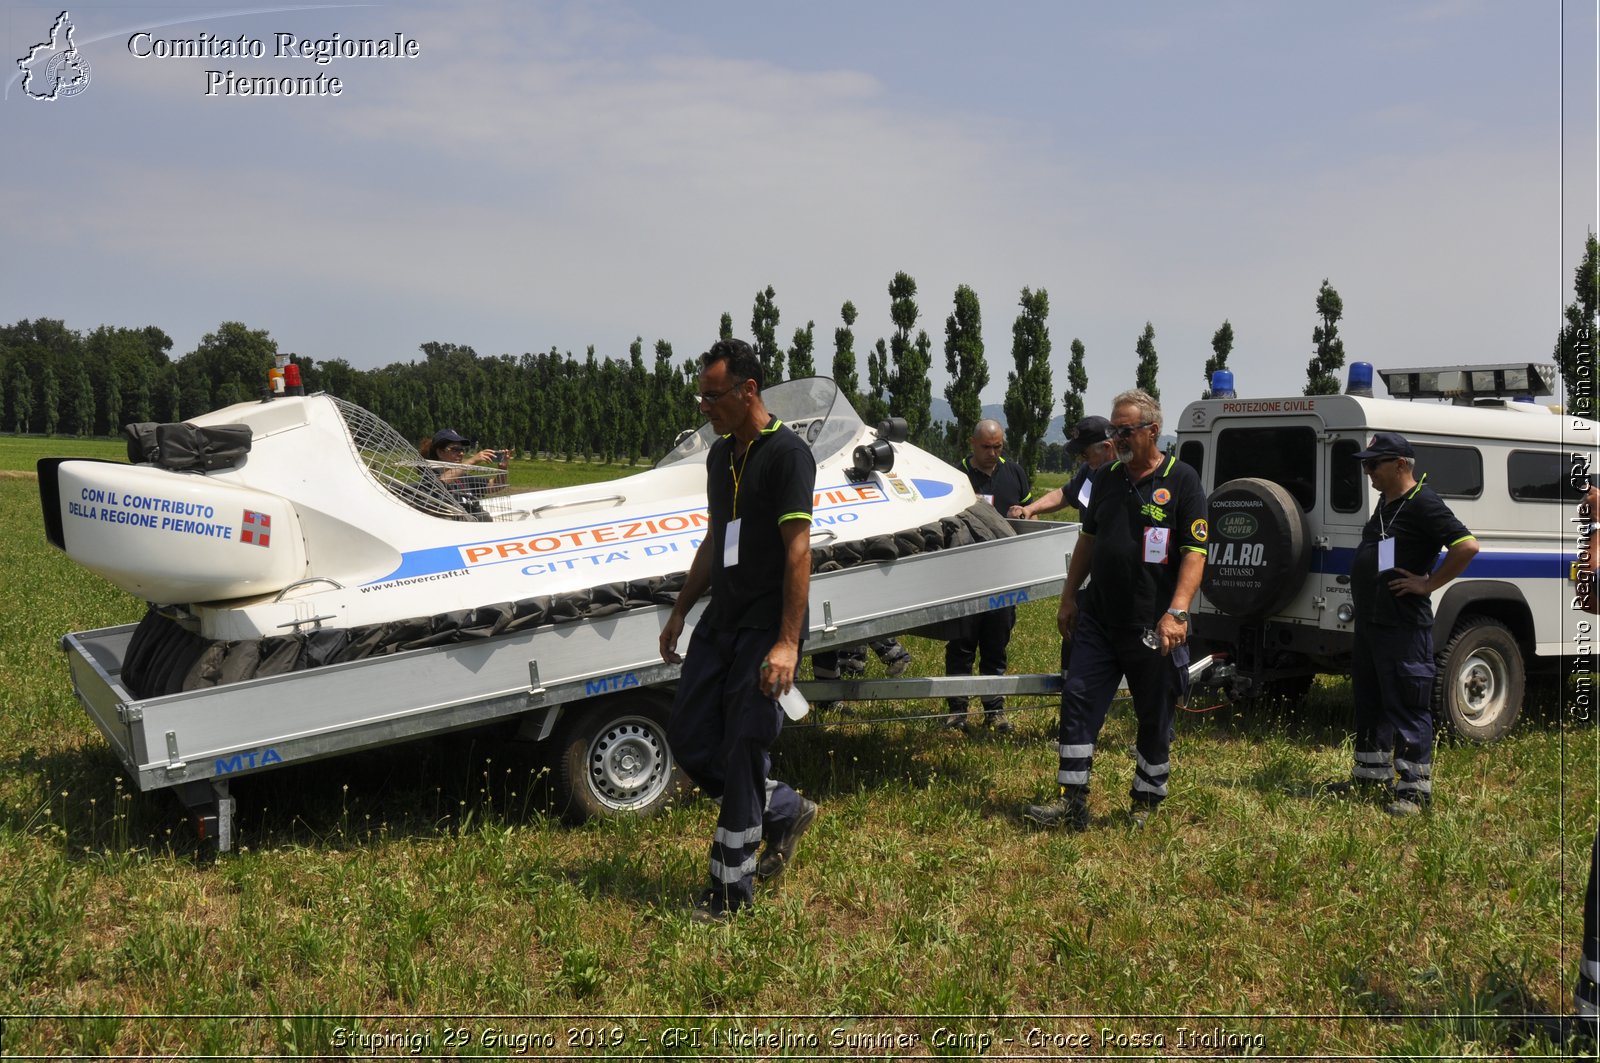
[659,339,819,924]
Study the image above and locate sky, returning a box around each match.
[3,1,1596,423]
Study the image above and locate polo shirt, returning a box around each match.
[703,416,816,631]
[1080,455,1208,629]
[962,455,1031,514]
[1351,480,1473,628]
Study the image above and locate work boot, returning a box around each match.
[877,640,912,677]
[1320,777,1393,801]
[984,709,1013,734]
[1023,792,1089,830]
[1383,795,1428,818]
[690,888,741,925]
[756,798,818,880]
[1127,800,1158,829]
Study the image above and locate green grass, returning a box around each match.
[0,445,1594,1058]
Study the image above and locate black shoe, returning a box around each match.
[690,889,736,925]
[1127,801,1158,828]
[1023,793,1089,831]
[756,798,818,880]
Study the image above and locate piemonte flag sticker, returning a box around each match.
[241,509,272,547]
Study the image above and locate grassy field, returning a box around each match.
[0,435,1593,1058]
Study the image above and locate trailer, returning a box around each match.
[59,516,1078,850]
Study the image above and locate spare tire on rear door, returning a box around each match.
[1201,477,1311,618]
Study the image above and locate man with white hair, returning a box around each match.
[1026,389,1206,829]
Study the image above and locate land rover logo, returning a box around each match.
[1216,512,1258,539]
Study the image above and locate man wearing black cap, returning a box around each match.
[1010,415,1115,521]
[1336,431,1478,817]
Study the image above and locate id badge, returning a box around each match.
[978,492,995,506]
[1143,526,1170,564]
[1077,479,1092,508]
[723,518,742,568]
[1377,536,1395,572]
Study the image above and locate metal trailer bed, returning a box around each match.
[60,519,1077,850]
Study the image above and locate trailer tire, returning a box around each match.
[1201,477,1311,619]
[1435,617,1523,743]
[553,693,685,822]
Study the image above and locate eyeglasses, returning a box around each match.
[1361,456,1397,472]
[695,381,745,406]
[1111,421,1155,439]
[440,443,467,454]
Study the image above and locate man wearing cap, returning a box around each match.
[1025,388,1206,830]
[659,338,818,924]
[1335,431,1478,817]
[945,419,1032,734]
[422,429,508,509]
[1010,415,1116,521]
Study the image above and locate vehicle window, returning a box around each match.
[1508,449,1589,503]
[1330,438,1362,513]
[1215,426,1316,511]
[1177,441,1205,487]
[1411,444,1482,499]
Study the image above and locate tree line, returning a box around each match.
[15,247,1588,477]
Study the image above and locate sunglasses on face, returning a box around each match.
[1111,421,1154,439]
[1361,456,1396,472]
[695,378,749,406]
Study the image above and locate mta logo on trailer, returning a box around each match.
[240,510,271,547]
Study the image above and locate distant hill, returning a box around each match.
[929,397,1067,443]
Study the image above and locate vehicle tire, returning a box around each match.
[552,692,685,822]
[1434,617,1524,743]
[1201,478,1311,619]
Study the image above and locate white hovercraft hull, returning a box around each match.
[43,379,985,646]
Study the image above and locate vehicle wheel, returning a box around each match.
[1435,617,1524,743]
[553,693,684,822]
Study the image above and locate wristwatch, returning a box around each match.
[1166,608,1190,623]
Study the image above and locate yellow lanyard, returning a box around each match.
[730,438,755,519]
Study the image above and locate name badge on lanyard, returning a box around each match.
[723,518,742,568]
[1143,526,1170,564]
[1377,536,1395,572]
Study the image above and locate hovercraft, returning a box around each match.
[39,378,1019,699]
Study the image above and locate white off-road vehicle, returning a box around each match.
[1178,362,1595,742]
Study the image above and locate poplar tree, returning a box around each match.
[1002,287,1054,477]
[943,284,987,443]
[1553,231,1600,417]
[887,271,932,439]
[864,338,891,427]
[1134,322,1160,403]
[787,321,816,380]
[719,312,733,342]
[1062,338,1087,433]
[751,286,783,383]
[1305,279,1346,395]
[832,301,860,397]
[1204,319,1233,397]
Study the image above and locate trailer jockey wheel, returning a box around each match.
[553,691,685,822]
[1435,616,1524,744]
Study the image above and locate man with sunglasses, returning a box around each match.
[1026,389,1206,829]
[659,339,818,923]
[1335,431,1477,817]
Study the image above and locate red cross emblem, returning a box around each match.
[241,509,271,547]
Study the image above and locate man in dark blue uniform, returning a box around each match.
[659,339,818,923]
[945,418,1032,734]
[1026,389,1207,829]
[1336,432,1477,817]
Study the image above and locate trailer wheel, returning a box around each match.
[553,693,684,822]
[1435,617,1524,743]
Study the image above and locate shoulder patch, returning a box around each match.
[1190,517,1209,542]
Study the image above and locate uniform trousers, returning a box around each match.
[945,606,1016,714]
[667,623,805,911]
[1350,621,1434,804]
[1579,829,1600,1024]
[1056,611,1188,805]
